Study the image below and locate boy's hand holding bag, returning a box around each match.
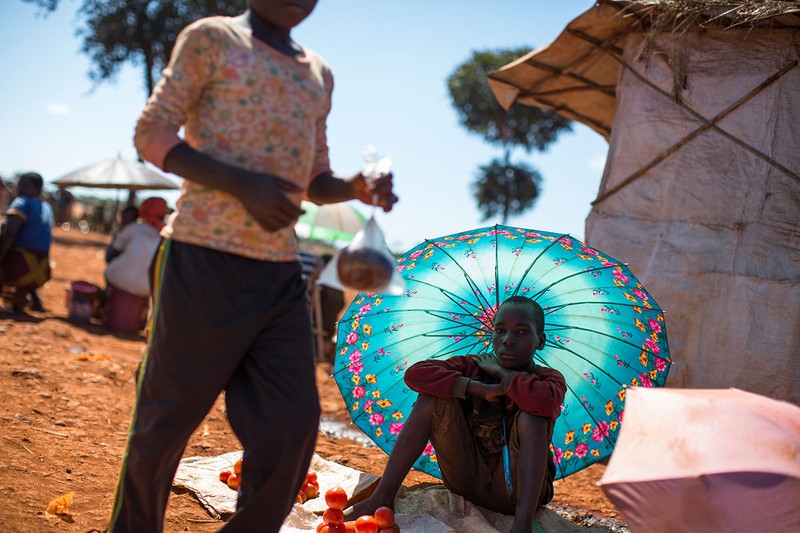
[318,147,405,295]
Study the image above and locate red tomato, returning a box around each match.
[316,522,327,533]
[354,515,379,533]
[323,508,345,526]
[343,521,357,533]
[219,470,232,483]
[327,524,348,533]
[374,507,395,529]
[306,471,318,483]
[377,525,400,533]
[324,487,348,510]
[303,482,319,499]
[233,458,243,475]
[226,473,241,490]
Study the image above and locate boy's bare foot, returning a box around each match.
[343,496,393,521]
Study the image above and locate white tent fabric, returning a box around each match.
[588,27,800,403]
[489,2,800,404]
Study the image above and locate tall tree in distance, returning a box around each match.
[447,48,572,223]
[22,0,245,95]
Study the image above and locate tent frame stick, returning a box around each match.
[569,28,800,204]
[594,59,798,205]
[527,96,613,139]
[521,57,618,98]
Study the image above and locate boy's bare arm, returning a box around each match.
[466,380,505,403]
[469,353,514,380]
[306,171,398,212]
[163,143,304,232]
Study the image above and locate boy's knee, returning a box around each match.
[516,411,549,439]
[411,393,436,414]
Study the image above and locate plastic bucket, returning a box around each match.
[103,286,149,335]
[66,281,100,323]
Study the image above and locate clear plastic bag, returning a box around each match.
[317,146,405,295]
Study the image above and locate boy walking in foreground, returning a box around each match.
[109,0,397,531]
[347,296,566,533]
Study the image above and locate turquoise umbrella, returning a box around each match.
[333,225,671,479]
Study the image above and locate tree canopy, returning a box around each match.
[447,48,572,152]
[23,0,246,95]
[473,158,542,224]
[447,48,572,222]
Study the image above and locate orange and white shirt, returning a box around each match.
[134,16,333,261]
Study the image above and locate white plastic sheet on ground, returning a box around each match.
[173,452,379,519]
[173,452,604,532]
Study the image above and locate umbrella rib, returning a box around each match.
[545,342,629,390]
[510,230,571,300]
[421,238,494,313]
[349,307,494,338]
[406,279,489,316]
[546,321,653,354]
[494,226,500,310]
[531,264,624,301]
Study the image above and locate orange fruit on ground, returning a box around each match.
[354,515,378,533]
[324,487,348,510]
[219,470,232,483]
[323,508,345,525]
[374,506,395,528]
[303,482,319,499]
[233,458,243,475]
[226,473,240,490]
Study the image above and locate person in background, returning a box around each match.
[0,176,11,215]
[103,198,168,329]
[0,172,54,314]
[106,205,140,263]
[108,1,397,531]
[53,188,74,226]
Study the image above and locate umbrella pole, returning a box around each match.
[126,190,136,207]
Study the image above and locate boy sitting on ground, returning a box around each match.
[346,296,566,533]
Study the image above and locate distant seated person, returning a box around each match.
[103,197,168,333]
[0,172,54,314]
[105,205,139,263]
[346,296,566,533]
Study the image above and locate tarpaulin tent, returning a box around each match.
[488,0,800,403]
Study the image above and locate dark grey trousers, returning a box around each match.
[109,240,320,532]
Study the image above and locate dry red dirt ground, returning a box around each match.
[0,229,621,532]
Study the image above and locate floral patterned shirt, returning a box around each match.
[134,16,333,261]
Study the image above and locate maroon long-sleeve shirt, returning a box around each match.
[404,356,566,421]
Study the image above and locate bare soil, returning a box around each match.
[0,229,622,532]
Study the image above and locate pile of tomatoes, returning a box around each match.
[297,471,321,503]
[218,458,243,491]
[317,487,400,533]
[217,462,408,532]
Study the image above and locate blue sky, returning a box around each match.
[0,0,605,251]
